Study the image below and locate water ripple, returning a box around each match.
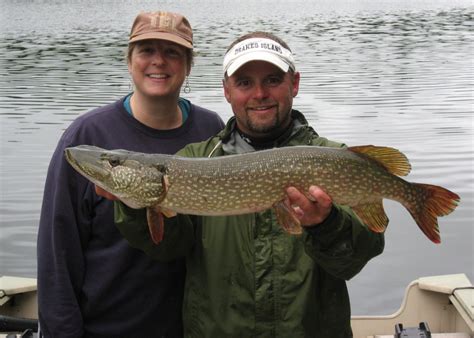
[0,0,473,315]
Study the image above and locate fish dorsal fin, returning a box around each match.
[348,145,411,176]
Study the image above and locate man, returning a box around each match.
[111,31,384,337]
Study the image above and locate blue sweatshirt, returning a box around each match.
[37,96,225,338]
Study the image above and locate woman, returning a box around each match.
[37,11,224,338]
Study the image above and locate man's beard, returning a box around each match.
[246,111,283,136]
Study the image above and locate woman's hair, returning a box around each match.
[127,42,194,68]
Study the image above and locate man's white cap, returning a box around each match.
[223,38,296,76]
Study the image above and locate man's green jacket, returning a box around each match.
[115,110,385,338]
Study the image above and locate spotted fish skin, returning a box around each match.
[64,145,460,243]
[163,147,405,214]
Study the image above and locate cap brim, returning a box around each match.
[226,52,290,76]
[129,32,192,49]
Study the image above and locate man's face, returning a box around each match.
[223,61,300,139]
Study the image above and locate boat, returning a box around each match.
[0,276,37,337]
[351,274,473,337]
[1,273,472,337]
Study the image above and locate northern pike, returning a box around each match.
[64,145,460,244]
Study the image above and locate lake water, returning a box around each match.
[0,0,473,316]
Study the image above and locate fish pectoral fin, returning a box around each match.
[146,206,165,244]
[352,201,388,233]
[274,201,303,235]
[160,207,177,218]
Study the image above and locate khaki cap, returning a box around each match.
[129,11,193,49]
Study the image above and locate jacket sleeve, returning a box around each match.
[114,202,195,261]
[302,204,385,280]
[37,137,90,338]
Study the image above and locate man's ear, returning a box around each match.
[292,72,300,97]
[223,78,231,103]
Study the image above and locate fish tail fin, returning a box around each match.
[406,183,460,244]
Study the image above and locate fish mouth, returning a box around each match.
[64,147,83,171]
[64,146,111,181]
[64,147,75,165]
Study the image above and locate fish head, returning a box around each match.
[65,145,168,209]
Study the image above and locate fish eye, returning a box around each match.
[108,158,121,167]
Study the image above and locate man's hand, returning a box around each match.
[95,185,119,201]
[285,186,333,227]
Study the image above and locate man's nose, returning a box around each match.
[253,83,268,99]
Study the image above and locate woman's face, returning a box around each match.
[128,40,190,99]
